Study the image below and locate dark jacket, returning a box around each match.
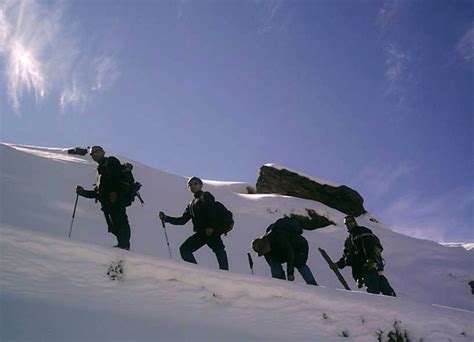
[164,191,217,233]
[81,156,123,204]
[264,231,309,277]
[337,226,380,271]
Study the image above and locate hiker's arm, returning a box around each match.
[76,186,97,199]
[164,206,192,225]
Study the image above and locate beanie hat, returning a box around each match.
[187,176,203,186]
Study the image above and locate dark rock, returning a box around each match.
[256,165,366,216]
[67,147,89,156]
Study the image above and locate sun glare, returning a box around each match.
[9,41,46,101]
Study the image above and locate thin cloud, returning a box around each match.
[381,188,474,242]
[384,43,411,97]
[255,0,286,34]
[376,1,413,104]
[0,0,120,113]
[92,55,121,92]
[353,161,417,200]
[456,22,474,66]
[377,0,404,30]
[176,0,188,20]
[59,83,87,112]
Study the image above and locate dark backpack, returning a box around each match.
[119,163,144,207]
[350,228,384,256]
[266,217,303,236]
[215,201,234,235]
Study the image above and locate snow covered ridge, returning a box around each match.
[1,225,473,342]
[263,163,341,187]
[441,243,474,251]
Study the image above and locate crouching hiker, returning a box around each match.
[159,177,233,270]
[76,146,134,250]
[251,217,318,285]
[336,215,396,296]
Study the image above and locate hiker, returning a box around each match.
[251,217,318,285]
[336,215,396,296]
[76,146,132,250]
[159,177,233,270]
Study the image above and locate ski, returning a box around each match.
[318,247,351,291]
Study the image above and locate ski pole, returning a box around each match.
[247,253,254,275]
[68,193,79,238]
[161,219,173,259]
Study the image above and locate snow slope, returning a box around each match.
[1,225,473,342]
[1,143,473,340]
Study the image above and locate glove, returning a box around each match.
[336,259,346,269]
[205,228,214,236]
[159,211,166,221]
[287,274,295,281]
[76,186,85,195]
[109,192,118,203]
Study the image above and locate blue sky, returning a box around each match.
[1,0,473,242]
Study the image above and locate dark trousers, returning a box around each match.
[180,232,229,270]
[270,262,318,286]
[364,269,396,296]
[103,203,131,249]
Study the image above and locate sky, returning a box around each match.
[1,0,473,243]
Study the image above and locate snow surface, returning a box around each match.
[1,143,473,341]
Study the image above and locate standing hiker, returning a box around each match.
[76,146,132,250]
[159,177,233,270]
[336,215,396,296]
[251,217,318,285]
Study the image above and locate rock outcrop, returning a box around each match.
[256,165,366,216]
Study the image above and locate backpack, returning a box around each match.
[214,201,234,235]
[119,163,144,207]
[266,217,303,236]
[350,229,384,256]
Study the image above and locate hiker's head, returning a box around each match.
[89,146,105,163]
[252,237,271,256]
[187,176,203,193]
[343,215,357,230]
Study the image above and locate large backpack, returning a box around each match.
[266,217,303,236]
[214,201,234,235]
[350,229,384,256]
[119,163,144,207]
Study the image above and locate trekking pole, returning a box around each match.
[161,218,173,259]
[247,253,254,275]
[68,193,79,238]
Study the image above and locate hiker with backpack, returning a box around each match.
[158,177,233,270]
[251,217,318,285]
[336,215,396,296]
[76,146,140,250]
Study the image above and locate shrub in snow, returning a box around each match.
[375,320,412,342]
[246,186,257,194]
[289,209,334,230]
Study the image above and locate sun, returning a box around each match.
[9,41,46,98]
